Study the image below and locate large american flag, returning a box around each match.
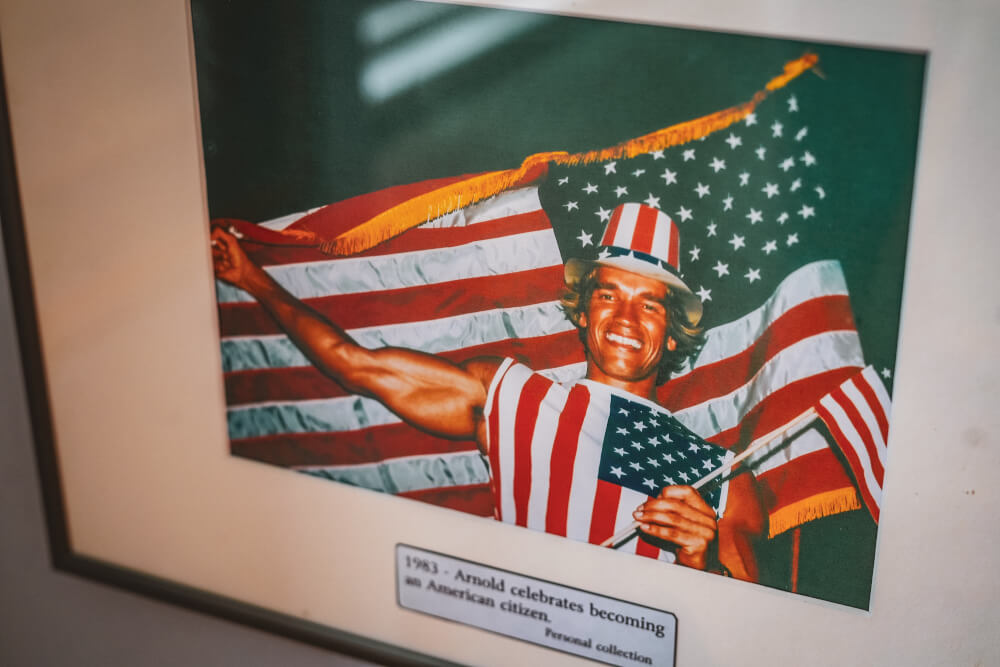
[213,68,891,537]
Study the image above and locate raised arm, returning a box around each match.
[211,227,500,442]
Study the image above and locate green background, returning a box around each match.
[191,0,925,608]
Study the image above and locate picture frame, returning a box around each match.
[2,0,997,664]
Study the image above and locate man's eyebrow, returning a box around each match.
[593,280,668,301]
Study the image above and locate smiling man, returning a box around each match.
[212,202,763,580]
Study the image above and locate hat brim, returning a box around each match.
[565,256,704,327]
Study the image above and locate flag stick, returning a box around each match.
[600,407,819,549]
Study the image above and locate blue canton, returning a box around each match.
[597,394,732,516]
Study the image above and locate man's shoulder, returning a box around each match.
[460,356,508,388]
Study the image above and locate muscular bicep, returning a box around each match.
[328,343,499,441]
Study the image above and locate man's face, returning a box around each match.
[579,265,676,392]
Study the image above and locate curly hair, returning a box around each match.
[560,265,705,383]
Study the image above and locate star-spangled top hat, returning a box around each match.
[564,202,703,327]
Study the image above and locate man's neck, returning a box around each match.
[584,366,659,402]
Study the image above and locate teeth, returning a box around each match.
[607,333,641,349]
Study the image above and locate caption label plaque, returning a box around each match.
[396,545,676,665]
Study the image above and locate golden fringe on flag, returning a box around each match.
[767,487,862,538]
[319,53,819,256]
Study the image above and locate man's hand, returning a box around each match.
[211,226,260,290]
[632,486,718,571]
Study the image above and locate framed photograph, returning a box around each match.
[3,0,997,664]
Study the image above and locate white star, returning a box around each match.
[683,149,696,161]
[745,113,758,126]
[689,441,702,453]
[598,248,612,259]
[788,95,799,112]
[755,146,767,160]
[722,195,734,211]
[629,461,643,471]
[696,286,712,302]
[702,459,715,471]
[815,186,826,199]
[630,441,643,451]
[790,178,802,192]
[642,478,657,490]
[604,161,617,174]
[728,233,746,250]
[646,457,660,469]
[786,233,799,246]
[689,245,701,262]
[596,207,612,222]
[632,168,646,177]
[712,260,730,277]
[678,471,690,482]
[881,368,892,379]
[801,151,817,166]
[739,171,750,186]
[576,230,593,247]
[661,168,678,185]
[795,126,808,142]
[706,222,717,237]
[779,157,796,172]
[762,182,780,199]
[633,421,647,432]
[746,208,763,224]
[664,453,675,464]
[762,240,778,254]
[613,447,626,456]
[558,176,569,186]
[615,185,628,198]
[564,201,579,211]
[610,466,625,479]
[676,206,693,222]
[663,476,676,485]
[798,204,816,219]
[709,157,726,173]
[648,436,660,447]
[644,193,661,208]
[694,182,711,198]
[618,407,629,416]
[651,150,665,160]
[777,212,790,224]
[772,120,784,137]
[616,426,628,436]
[745,267,761,283]
[582,182,598,194]
[725,133,743,149]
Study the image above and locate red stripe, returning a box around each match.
[487,361,515,522]
[244,209,552,266]
[830,387,884,482]
[231,426,478,467]
[219,264,565,335]
[756,449,856,514]
[704,367,860,449]
[398,483,495,517]
[223,330,584,404]
[667,220,680,269]
[659,295,856,412]
[603,205,625,245]
[635,526,661,560]
[856,373,889,443]
[815,402,880,520]
[544,384,592,536]
[288,174,480,238]
[513,374,552,527]
[589,480,623,544]
[630,205,658,254]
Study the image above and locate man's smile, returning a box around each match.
[605,331,642,350]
